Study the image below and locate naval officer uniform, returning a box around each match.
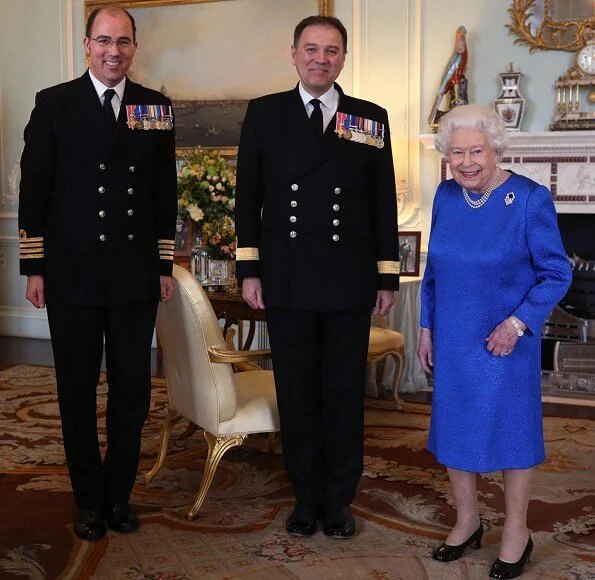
[235,82,399,526]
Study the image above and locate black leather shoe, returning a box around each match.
[432,523,483,562]
[489,536,533,579]
[74,509,107,541]
[286,503,317,537]
[322,505,355,539]
[106,503,140,534]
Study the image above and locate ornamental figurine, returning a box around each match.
[428,25,468,130]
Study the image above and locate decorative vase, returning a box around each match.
[493,63,526,131]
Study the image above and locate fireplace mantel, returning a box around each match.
[420,131,595,214]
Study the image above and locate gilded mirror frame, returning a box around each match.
[507,0,594,52]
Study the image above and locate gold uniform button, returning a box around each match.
[290,216,297,223]
[291,184,299,191]
[99,210,106,218]
[333,204,340,211]
[290,231,297,238]
[99,163,106,171]
[334,187,341,194]
[128,234,134,241]
[127,188,134,195]
[333,219,340,226]
[290,200,298,207]
[99,234,106,242]
[332,234,340,242]
[129,165,136,173]
[98,186,105,194]
[127,209,134,216]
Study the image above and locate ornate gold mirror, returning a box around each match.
[507,0,594,52]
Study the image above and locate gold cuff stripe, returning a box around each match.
[21,253,44,259]
[236,247,259,261]
[160,254,174,261]
[19,236,44,243]
[21,248,45,255]
[158,239,175,245]
[378,261,400,274]
[20,243,44,250]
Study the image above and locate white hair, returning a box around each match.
[434,103,510,156]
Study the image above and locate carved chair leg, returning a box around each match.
[391,350,406,411]
[145,407,183,482]
[187,431,246,520]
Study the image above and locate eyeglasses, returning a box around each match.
[89,36,136,49]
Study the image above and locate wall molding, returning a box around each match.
[62,0,76,81]
[399,0,422,228]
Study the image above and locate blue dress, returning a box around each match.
[421,173,572,472]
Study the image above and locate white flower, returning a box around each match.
[187,204,204,222]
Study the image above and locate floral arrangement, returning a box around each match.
[201,216,236,260]
[177,147,236,260]
[177,147,236,225]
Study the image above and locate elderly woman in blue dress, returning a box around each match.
[417,104,571,579]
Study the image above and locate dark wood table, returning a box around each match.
[205,289,266,350]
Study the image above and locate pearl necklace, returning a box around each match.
[461,168,501,209]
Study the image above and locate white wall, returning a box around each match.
[0,0,578,337]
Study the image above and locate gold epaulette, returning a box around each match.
[19,230,44,260]
[158,239,175,261]
[236,247,259,261]
[377,260,400,275]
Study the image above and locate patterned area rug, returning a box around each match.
[0,365,593,579]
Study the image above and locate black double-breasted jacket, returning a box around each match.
[18,71,177,307]
[235,84,399,311]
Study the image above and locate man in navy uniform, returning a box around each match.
[18,5,177,541]
[235,15,399,538]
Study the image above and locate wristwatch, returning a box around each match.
[508,316,524,337]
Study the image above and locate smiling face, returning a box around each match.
[291,24,346,97]
[84,10,136,87]
[447,129,501,194]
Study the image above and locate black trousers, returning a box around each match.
[46,301,157,511]
[266,308,370,508]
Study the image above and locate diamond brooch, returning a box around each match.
[504,192,516,206]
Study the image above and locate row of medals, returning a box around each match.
[334,113,385,149]
[127,115,173,131]
[126,105,173,131]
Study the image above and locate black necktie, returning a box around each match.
[103,89,117,131]
[309,98,323,139]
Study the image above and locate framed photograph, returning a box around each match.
[84,0,333,155]
[398,231,421,277]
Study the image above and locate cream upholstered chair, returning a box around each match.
[145,264,279,519]
[367,317,406,410]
